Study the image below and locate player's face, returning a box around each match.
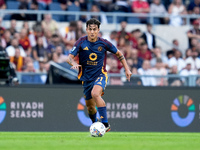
[86,24,100,42]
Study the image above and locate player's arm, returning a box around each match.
[115,50,132,81]
[66,54,81,70]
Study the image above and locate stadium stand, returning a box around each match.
[0,0,200,86]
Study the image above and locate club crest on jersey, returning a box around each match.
[98,46,102,51]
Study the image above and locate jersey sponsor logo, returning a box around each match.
[98,46,102,51]
[71,46,76,52]
[83,46,89,50]
[89,53,97,61]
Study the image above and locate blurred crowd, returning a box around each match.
[0,15,200,86]
[1,0,200,25]
[106,20,200,86]
[1,0,200,86]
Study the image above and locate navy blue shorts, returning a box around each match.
[82,74,107,100]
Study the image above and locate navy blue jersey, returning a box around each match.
[70,36,118,81]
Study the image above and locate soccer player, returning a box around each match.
[67,18,132,132]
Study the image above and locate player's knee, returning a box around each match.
[91,91,100,99]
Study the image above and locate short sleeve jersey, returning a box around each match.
[70,36,118,81]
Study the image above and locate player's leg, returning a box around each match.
[83,81,98,123]
[91,84,110,132]
[85,98,97,123]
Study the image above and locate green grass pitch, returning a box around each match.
[0,132,200,150]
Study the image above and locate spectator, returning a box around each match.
[141,23,156,51]
[187,19,200,48]
[60,21,76,47]
[103,30,118,47]
[168,65,182,86]
[108,58,123,85]
[187,0,200,14]
[3,30,11,48]
[11,2,30,21]
[21,61,43,84]
[0,35,6,48]
[6,38,26,57]
[28,1,39,21]
[42,14,58,34]
[86,4,108,24]
[179,62,198,84]
[151,58,168,86]
[130,29,142,49]
[47,33,65,58]
[19,28,32,56]
[196,68,200,86]
[185,50,200,70]
[58,0,68,11]
[10,48,25,71]
[168,50,185,72]
[29,22,47,48]
[112,0,131,12]
[138,42,152,60]
[36,57,47,73]
[43,28,52,47]
[168,0,187,26]
[0,0,6,9]
[184,48,192,60]
[189,6,200,24]
[150,46,168,68]
[32,36,48,62]
[166,39,180,59]
[52,45,68,63]
[138,60,156,86]
[22,21,30,35]
[130,48,143,69]
[96,0,113,12]
[117,21,131,43]
[132,0,150,23]
[150,0,168,24]
[132,0,150,13]
[7,20,17,36]
[0,17,5,37]
[37,0,52,10]
[75,20,85,40]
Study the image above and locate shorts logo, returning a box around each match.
[0,97,6,124]
[171,95,195,127]
[77,97,100,127]
[98,46,102,51]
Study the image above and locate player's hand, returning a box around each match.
[70,65,82,70]
[125,69,132,82]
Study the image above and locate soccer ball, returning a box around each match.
[90,122,106,137]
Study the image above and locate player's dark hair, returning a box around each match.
[86,18,101,28]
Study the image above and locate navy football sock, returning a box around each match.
[98,106,108,124]
[89,112,97,123]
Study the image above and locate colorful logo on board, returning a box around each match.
[77,97,99,127]
[0,97,6,124]
[171,95,195,127]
